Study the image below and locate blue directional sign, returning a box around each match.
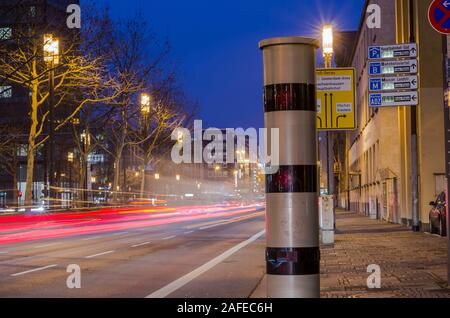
[369,47,381,59]
[369,59,418,76]
[369,75,418,92]
[368,42,419,108]
[368,44,417,60]
[369,94,382,107]
[369,78,382,91]
[369,91,418,108]
[369,62,382,76]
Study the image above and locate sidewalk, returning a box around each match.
[251,209,450,298]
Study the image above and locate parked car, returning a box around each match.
[429,192,447,237]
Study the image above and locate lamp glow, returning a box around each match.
[141,93,152,115]
[322,25,333,56]
[43,34,60,65]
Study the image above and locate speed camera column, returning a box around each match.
[259,37,320,298]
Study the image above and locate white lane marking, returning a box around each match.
[34,242,62,249]
[81,231,129,241]
[183,231,194,235]
[0,251,9,255]
[199,212,264,230]
[161,235,177,240]
[81,236,104,241]
[85,250,115,259]
[145,229,266,298]
[110,231,129,236]
[131,242,152,248]
[11,264,58,277]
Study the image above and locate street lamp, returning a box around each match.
[176,175,181,181]
[141,93,152,116]
[322,25,333,68]
[43,34,60,199]
[43,34,60,65]
[154,173,160,180]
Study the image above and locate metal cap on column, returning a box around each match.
[259,37,320,298]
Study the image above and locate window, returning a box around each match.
[30,6,37,18]
[0,86,12,98]
[0,27,12,40]
[17,145,28,157]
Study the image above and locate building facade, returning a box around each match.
[338,0,447,231]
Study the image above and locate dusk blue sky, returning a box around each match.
[94,0,365,128]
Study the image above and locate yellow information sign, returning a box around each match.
[316,68,356,131]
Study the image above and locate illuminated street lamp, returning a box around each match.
[141,93,152,116]
[176,175,181,181]
[155,173,160,180]
[322,25,333,68]
[43,34,60,65]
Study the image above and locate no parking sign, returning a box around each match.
[429,0,450,34]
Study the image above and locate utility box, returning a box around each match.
[319,195,335,245]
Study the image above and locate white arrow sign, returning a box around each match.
[369,75,418,92]
[369,91,419,107]
[368,43,417,60]
[369,59,418,76]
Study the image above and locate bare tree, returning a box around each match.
[0,11,125,206]
[0,125,22,206]
[94,14,173,202]
[129,93,187,198]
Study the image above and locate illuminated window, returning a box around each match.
[17,145,28,157]
[0,27,12,40]
[0,86,12,98]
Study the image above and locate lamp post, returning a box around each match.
[67,152,73,206]
[43,34,59,202]
[139,93,153,198]
[322,25,335,200]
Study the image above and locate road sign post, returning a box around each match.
[316,68,357,131]
[260,37,320,298]
[368,43,419,110]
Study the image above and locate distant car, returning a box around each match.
[429,192,447,237]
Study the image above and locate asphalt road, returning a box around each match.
[0,203,266,298]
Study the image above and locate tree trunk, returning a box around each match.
[24,109,38,208]
[139,165,146,199]
[112,156,121,202]
[78,155,87,208]
[24,145,35,208]
[12,170,18,208]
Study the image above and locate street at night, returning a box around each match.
[0,203,266,298]
[2,0,450,313]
